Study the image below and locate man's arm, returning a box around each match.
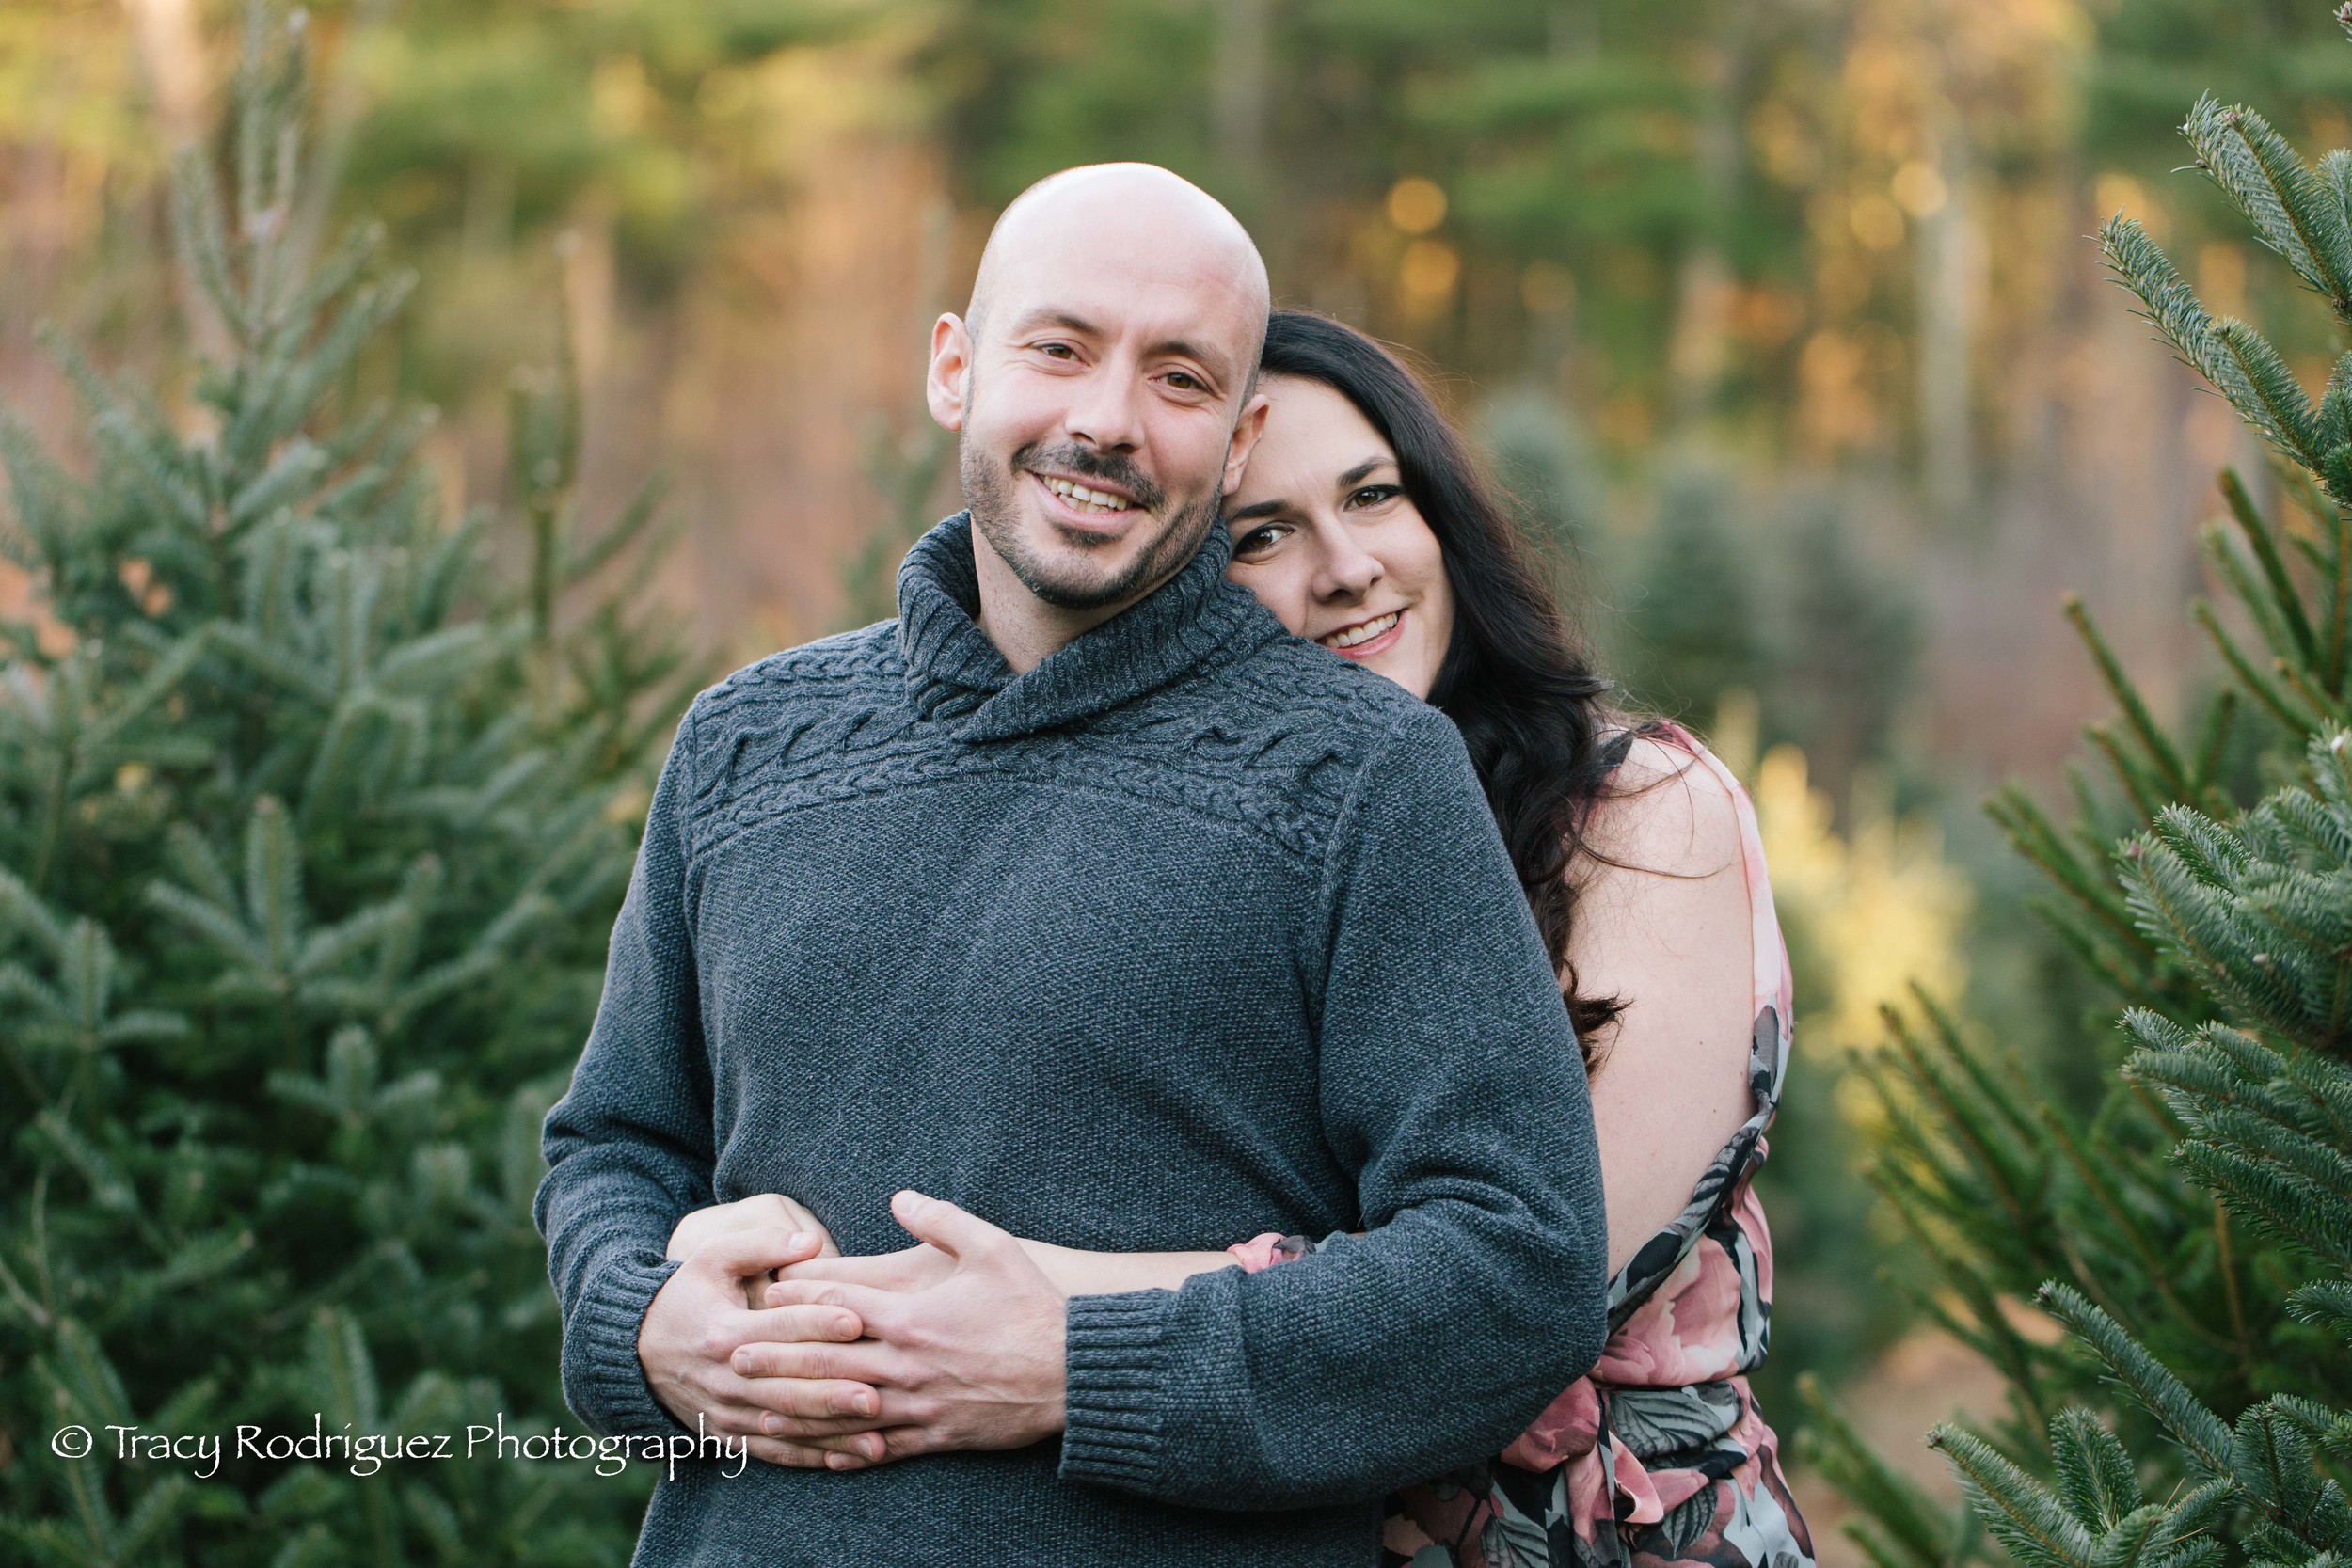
[1055,704,1608,1507]
[536,708,723,1435]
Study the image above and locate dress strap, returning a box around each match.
[1595,727,1638,776]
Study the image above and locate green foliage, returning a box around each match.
[0,11,688,1562]
[1808,22,2352,1568]
[838,415,951,629]
[1616,465,1760,722]
[931,0,1816,409]
[1767,500,1918,802]
[2088,0,2352,245]
[1481,391,1606,570]
[1922,734,2352,1564]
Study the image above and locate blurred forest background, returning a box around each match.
[5,0,2347,1556]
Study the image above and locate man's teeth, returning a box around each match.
[1041,475,1134,514]
[1322,611,1400,650]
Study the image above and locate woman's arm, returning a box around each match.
[1021,1241,1231,1295]
[669,1196,1228,1298]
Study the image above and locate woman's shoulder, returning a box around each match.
[1581,726,1745,883]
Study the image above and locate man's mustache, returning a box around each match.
[1013,444,1167,515]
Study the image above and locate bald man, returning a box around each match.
[536,165,1606,1566]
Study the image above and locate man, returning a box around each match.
[535,164,1606,1566]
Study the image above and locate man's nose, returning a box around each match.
[1063,362,1145,452]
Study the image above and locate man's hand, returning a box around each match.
[637,1227,888,1469]
[734,1191,1070,1468]
[668,1194,839,1307]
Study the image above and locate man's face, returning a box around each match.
[930,215,1266,614]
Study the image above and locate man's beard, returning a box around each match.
[962,436,1219,613]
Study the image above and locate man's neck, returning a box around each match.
[969,527,1156,675]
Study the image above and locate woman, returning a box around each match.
[672,310,1813,1568]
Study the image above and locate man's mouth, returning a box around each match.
[1031,471,1137,516]
[1319,610,1401,651]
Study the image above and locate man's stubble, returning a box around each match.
[959,397,1223,614]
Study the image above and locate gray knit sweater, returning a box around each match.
[535,514,1607,1567]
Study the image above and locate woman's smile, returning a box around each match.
[1318,608,1405,657]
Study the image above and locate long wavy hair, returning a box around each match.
[1257,309,1632,1063]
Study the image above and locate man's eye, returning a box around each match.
[1166,371,1204,391]
[1038,342,1076,359]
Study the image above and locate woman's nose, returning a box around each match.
[1313,528,1382,600]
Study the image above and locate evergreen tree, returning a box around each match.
[1766,500,1917,805]
[1482,389,1607,572]
[0,11,688,1562]
[838,416,951,630]
[1804,14,2352,1568]
[1618,463,1762,723]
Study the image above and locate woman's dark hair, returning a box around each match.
[1257,309,1631,1062]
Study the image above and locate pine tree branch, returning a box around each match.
[1912,986,2046,1150]
[167,145,246,348]
[2201,493,2314,676]
[2036,1283,2233,1473]
[2329,500,2352,695]
[2208,1198,2262,1393]
[2184,95,2352,322]
[2066,595,2194,799]
[1887,1003,2046,1230]
[1986,785,2143,948]
[1929,1423,2098,1568]
[2086,723,2176,822]
[1798,1373,1971,1568]
[2099,216,2340,495]
[2192,689,2239,803]
[2197,600,2321,734]
[2277,654,2350,728]
[2051,1406,2144,1528]
[2217,320,2330,476]
[2038,1105,2241,1358]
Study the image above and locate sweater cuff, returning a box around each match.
[562,1253,689,1438]
[1058,1291,1176,1491]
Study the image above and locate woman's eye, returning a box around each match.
[1232,523,1289,556]
[1344,484,1402,510]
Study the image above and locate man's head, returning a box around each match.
[926,164,1271,640]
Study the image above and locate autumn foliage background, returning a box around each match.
[4,0,2348,1560]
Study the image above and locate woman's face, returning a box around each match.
[1223,375,1456,700]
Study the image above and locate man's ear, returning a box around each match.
[926,313,973,433]
[1220,388,1272,497]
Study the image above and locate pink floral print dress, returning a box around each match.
[1249,728,1814,1568]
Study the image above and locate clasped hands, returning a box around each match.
[637,1190,1069,1471]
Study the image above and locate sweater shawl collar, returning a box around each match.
[895,511,1272,741]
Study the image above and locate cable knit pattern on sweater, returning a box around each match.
[534,514,1608,1568]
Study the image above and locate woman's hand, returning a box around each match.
[669,1195,840,1307]
[768,1241,958,1300]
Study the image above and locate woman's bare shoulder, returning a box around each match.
[1581,732,1744,883]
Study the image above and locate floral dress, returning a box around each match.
[1247,729,1814,1568]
